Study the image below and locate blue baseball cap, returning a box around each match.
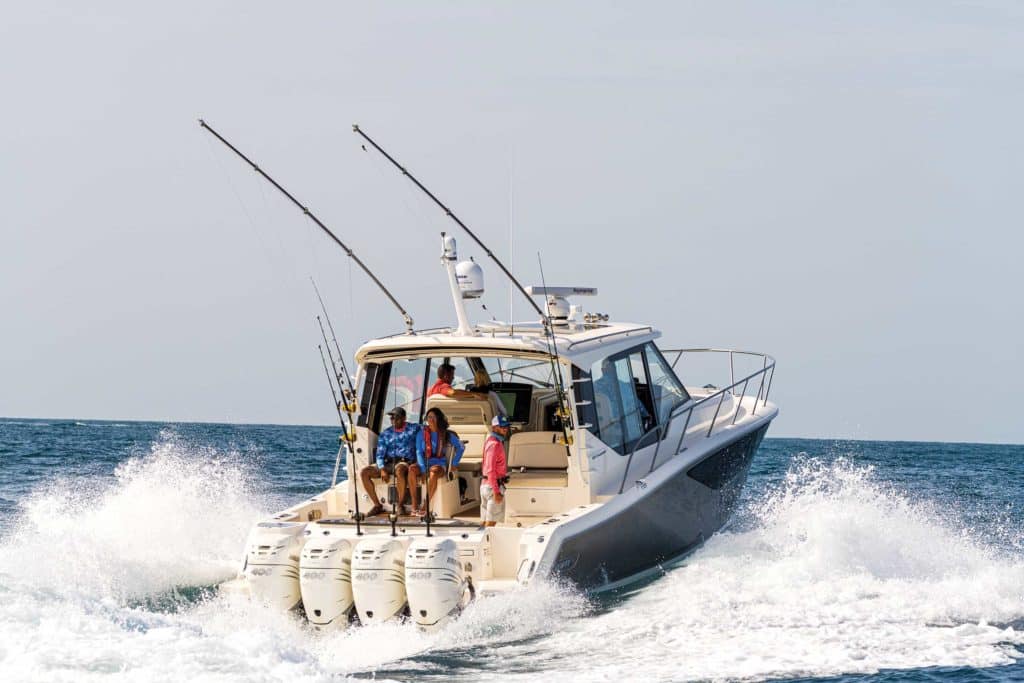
[491,414,510,428]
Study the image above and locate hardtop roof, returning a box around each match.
[354,321,661,366]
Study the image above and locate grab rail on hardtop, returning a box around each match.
[617,349,776,494]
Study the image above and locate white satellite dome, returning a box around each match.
[455,258,484,299]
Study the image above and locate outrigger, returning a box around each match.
[204,121,778,630]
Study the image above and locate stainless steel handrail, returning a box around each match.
[616,349,776,494]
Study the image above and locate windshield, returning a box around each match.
[359,353,558,431]
[478,357,555,389]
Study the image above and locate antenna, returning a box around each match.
[508,162,514,331]
[198,118,415,333]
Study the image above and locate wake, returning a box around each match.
[2,440,1022,682]
[0,432,587,682]
[521,457,1024,681]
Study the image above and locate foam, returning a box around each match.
[2,443,1022,682]
[0,432,587,681]
[514,458,1024,681]
[0,431,263,601]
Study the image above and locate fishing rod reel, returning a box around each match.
[388,481,399,536]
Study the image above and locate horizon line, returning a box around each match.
[2,414,1021,449]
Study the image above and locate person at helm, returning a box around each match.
[428,363,488,401]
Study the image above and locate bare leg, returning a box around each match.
[408,465,421,509]
[394,463,408,509]
[360,465,382,507]
[425,465,444,511]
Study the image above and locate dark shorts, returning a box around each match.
[367,461,415,476]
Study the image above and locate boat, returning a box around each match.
[206,121,778,630]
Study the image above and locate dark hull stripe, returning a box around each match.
[547,423,769,591]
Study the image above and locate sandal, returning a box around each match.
[367,504,385,517]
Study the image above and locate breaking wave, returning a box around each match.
[1,440,1022,682]
[521,457,1024,681]
[0,431,265,601]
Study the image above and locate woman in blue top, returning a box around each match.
[413,407,464,517]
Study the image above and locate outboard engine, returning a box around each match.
[241,521,306,611]
[351,536,410,624]
[405,537,470,630]
[299,532,354,630]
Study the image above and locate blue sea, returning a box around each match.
[1,418,1022,682]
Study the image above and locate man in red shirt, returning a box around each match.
[428,363,489,401]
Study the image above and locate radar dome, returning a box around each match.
[455,259,484,299]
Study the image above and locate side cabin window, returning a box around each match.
[357,362,381,428]
[644,343,690,426]
[582,343,691,455]
[382,358,429,427]
[357,359,430,432]
[598,349,650,453]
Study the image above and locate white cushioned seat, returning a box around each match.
[506,431,567,489]
[507,431,568,469]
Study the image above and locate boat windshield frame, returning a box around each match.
[355,348,564,432]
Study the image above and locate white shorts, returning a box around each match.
[480,482,505,523]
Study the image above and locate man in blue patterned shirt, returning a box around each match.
[360,406,421,516]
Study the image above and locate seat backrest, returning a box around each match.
[424,394,495,428]
[424,394,495,465]
[507,431,567,470]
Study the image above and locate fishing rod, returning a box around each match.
[317,314,355,431]
[352,124,575,444]
[316,317,364,530]
[312,277,357,409]
[537,253,576,449]
[319,344,362,535]
[198,118,415,333]
[352,124,544,321]
[317,320,364,532]
[318,343,344,430]
[423,459,433,537]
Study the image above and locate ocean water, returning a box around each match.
[0,418,1022,682]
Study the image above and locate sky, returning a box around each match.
[1,2,1022,443]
